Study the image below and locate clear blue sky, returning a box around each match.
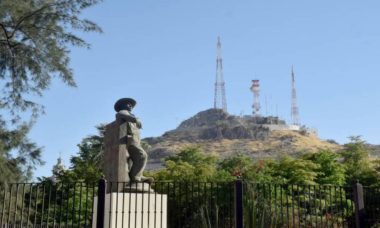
[29,0,380,178]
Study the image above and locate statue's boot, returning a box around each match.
[140,176,154,183]
[132,176,154,184]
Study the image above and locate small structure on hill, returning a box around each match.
[51,156,66,182]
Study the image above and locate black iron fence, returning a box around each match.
[244,183,356,227]
[0,182,97,227]
[364,186,380,227]
[0,180,379,227]
[95,181,235,228]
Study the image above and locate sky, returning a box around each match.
[28,0,380,178]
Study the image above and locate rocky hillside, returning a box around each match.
[144,109,341,169]
[369,145,380,157]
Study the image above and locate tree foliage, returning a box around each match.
[272,156,319,185]
[0,121,43,182]
[303,149,346,185]
[152,147,225,182]
[52,129,380,189]
[341,136,379,186]
[56,125,104,183]
[0,0,102,182]
[150,137,380,187]
[0,0,102,120]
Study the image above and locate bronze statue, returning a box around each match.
[114,98,154,184]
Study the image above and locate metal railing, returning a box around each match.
[244,183,356,227]
[0,180,378,227]
[96,181,235,228]
[363,186,380,227]
[0,182,97,227]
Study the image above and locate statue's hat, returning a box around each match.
[114,98,137,112]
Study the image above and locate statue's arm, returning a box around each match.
[116,111,137,123]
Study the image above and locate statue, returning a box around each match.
[103,98,153,192]
[113,98,154,184]
[99,99,167,227]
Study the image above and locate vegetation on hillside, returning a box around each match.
[47,126,380,187]
[149,139,379,187]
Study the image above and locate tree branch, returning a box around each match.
[0,23,12,47]
[9,2,64,39]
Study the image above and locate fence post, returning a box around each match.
[96,178,107,228]
[235,178,244,228]
[353,182,365,228]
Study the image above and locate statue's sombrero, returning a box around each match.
[114,98,137,112]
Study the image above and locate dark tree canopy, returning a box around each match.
[0,0,102,121]
[0,121,43,182]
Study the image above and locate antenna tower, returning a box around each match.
[214,36,227,112]
[250,80,260,116]
[291,66,300,125]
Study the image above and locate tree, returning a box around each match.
[217,154,274,182]
[152,147,227,182]
[273,155,319,185]
[0,0,102,120]
[218,153,253,178]
[303,149,346,185]
[0,0,102,181]
[0,121,43,183]
[341,136,379,186]
[56,125,104,183]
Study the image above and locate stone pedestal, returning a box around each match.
[93,193,167,228]
[104,120,130,192]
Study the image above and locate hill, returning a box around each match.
[144,109,341,169]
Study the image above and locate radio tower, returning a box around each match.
[291,66,300,125]
[250,80,261,116]
[214,36,227,112]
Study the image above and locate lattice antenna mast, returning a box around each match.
[291,66,300,125]
[214,36,227,112]
[250,80,261,116]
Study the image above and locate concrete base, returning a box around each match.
[124,182,154,193]
[93,193,167,228]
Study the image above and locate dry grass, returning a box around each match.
[148,130,342,159]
